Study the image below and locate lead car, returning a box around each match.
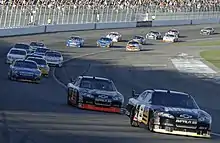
[67,75,124,113]
[125,89,212,138]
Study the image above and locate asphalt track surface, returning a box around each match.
[1,24,220,143]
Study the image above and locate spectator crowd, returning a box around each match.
[0,0,220,12]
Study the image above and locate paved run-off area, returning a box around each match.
[1,24,220,143]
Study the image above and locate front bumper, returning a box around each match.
[40,68,49,76]
[152,117,211,138]
[126,47,140,51]
[47,61,62,66]
[67,43,81,47]
[153,128,211,138]
[78,97,122,113]
[79,104,121,113]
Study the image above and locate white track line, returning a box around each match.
[52,49,112,88]
[211,132,220,137]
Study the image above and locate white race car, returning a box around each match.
[200,27,215,35]
[167,29,180,37]
[6,48,27,64]
[163,33,178,42]
[106,32,122,42]
[44,51,63,67]
[126,40,142,52]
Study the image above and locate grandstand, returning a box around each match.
[0,0,220,28]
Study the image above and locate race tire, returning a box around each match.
[67,89,72,106]
[148,115,155,132]
[35,79,41,84]
[130,107,139,127]
[58,63,62,68]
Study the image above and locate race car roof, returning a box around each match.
[151,89,188,96]
[79,75,111,81]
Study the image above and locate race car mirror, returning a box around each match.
[70,77,75,83]
[132,90,139,97]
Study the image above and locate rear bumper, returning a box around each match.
[79,103,121,113]
[153,128,211,138]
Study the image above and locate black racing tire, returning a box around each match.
[148,115,155,132]
[67,88,72,106]
[130,107,139,127]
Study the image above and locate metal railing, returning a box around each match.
[0,5,220,28]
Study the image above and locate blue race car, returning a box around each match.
[8,59,42,83]
[97,37,113,48]
[66,36,84,48]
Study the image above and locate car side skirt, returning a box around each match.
[80,103,121,113]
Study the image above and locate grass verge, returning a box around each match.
[200,50,220,69]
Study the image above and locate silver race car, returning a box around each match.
[132,35,147,45]
[200,27,215,35]
[146,31,162,40]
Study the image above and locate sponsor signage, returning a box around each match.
[176,119,197,124]
[136,21,152,27]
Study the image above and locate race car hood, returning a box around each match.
[128,44,139,47]
[13,67,39,73]
[107,35,119,39]
[151,105,210,119]
[79,88,120,97]
[8,54,26,59]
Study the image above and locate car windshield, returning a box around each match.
[80,78,116,91]
[30,42,44,47]
[71,37,81,40]
[151,31,159,34]
[128,41,139,45]
[166,34,175,37]
[100,37,111,41]
[14,44,30,50]
[27,58,46,65]
[14,61,38,69]
[170,30,177,33]
[152,92,199,109]
[109,33,118,36]
[35,48,49,53]
[134,36,143,39]
[205,28,212,30]
[45,52,61,57]
[10,49,26,55]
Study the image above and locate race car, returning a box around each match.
[97,37,113,48]
[8,59,42,83]
[66,36,84,47]
[200,27,215,35]
[167,29,180,37]
[132,35,147,45]
[106,32,122,42]
[30,42,46,51]
[146,31,162,40]
[163,33,178,42]
[44,51,63,67]
[25,54,44,59]
[26,57,50,77]
[34,47,50,56]
[126,40,142,52]
[6,48,27,64]
[126,89,211,138]
[13,43,32,53]
[67,75,124,113]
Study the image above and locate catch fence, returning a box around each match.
[0,4,220,28]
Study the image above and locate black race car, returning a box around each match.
[67,75,124,113]
[125,89,211,138]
